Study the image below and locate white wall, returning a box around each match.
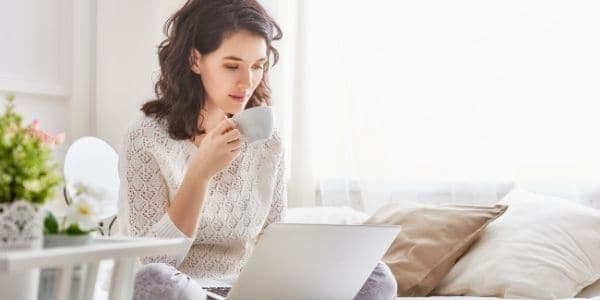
[0,0,187,153]
[0,0,76,160]
[95,0,159,149]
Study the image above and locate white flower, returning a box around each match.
[65,194,99,231]
[71,181,88,197]
[71,181,106,200]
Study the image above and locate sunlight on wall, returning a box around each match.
[302,0,600,182]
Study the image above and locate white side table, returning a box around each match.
[0,237,188,300]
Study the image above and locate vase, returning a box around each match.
[38,234,92,300]
[43,233,92,248]
[0,200,44,300]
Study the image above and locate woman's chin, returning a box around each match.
[225,108,242,116]
[215,99,247,115]
[225,105,246,115]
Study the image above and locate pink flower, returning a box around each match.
[26,120,66,147]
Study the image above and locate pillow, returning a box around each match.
[363,200,508,297]
[577,278,600,298]
[434,188,600,299]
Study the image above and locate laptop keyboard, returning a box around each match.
[204,287,231,297]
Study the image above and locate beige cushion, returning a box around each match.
[577,278,600,298]
[364,201,507,297]
[434,189,600,299]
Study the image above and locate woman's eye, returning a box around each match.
[252,65,264,70]
[225,65,238,70]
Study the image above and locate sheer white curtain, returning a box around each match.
[269,0,600,212]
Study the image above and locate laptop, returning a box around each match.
[198,223,401,300]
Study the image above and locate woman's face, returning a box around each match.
[192,30,268,115]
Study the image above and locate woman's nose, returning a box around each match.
[237,69,252,89]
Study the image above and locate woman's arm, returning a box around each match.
[262,147,287,230]
[119,140,193,267]
[167,117,241,237]
[166,169,210,237]
[119,117,240,266]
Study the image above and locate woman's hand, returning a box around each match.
[190,118,242,181]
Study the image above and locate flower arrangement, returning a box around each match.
[0,93,64,204]
[44,181,100,235]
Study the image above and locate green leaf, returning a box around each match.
[64,223,88,235]
[43,211,59,234]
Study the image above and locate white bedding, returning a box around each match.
[92,203,600,299]
[287,206,600,300]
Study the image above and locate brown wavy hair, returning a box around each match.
[142,0,282,140]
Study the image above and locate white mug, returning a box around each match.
[231,106,274,143]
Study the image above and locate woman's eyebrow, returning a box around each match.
[222,56,267,63]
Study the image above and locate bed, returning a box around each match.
[287,204,600,300]
[286,181,600,300]
[91,182,600,299]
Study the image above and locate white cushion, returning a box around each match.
[434,188,600,299]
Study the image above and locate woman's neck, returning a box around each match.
[199,102,227,132]
[192,103,227,146]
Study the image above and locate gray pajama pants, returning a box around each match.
[134,261,397,300]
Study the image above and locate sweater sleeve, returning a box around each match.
[262,150,287,230]
[118,125,194,267]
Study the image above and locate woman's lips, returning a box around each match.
[229,95,245,102]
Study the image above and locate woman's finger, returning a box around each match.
[213,118,237,135]
[227,139,242,151]
[222,128,241,143]
[230,147,242,156]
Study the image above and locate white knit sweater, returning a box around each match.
[117,115,286,280]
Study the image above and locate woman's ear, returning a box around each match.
[190,48,202,75]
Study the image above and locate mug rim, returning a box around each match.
[232,106,273,121]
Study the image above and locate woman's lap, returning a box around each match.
[134,261,396,300]
[354,262,397,300]
[134,263,207,300]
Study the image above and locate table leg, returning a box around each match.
[109,258,135,300]
[53,265,73,300]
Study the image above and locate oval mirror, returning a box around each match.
[63,136,119,220]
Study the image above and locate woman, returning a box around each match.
[118,0,397,299]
